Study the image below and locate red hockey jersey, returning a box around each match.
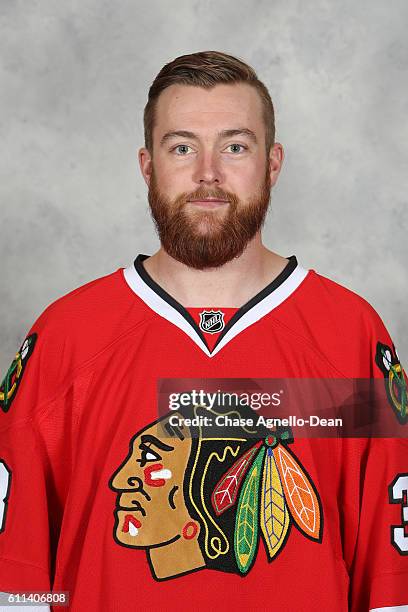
[0,254,407,611]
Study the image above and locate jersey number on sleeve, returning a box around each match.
[389,473,408,555]
[0,460,12,533]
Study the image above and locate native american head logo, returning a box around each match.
[375,341,407,424]
[109,403,323,581]
[0,333,37,414]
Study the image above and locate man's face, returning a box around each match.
[139,83,283,269]
[110,417,192,548]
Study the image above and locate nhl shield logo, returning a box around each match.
[199,310,225,334]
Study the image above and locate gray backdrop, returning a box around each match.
[0,0,407,377]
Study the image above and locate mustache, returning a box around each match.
[183,188,235,204]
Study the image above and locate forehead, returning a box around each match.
[131,417,190,450]
[154,82,264,137]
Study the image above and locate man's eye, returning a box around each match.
[226,144,247,153]
[172,144,192,155]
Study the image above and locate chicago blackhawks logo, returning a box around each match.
[0,333,37,414]
[375,341,407,424]
[109,404,323,581]
[199,310,225,334]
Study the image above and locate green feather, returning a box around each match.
[234,446,266,574]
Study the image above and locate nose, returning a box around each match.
[192,150,223,186]
[111,469,152,501]
[111,463,143,491]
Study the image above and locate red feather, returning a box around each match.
[211,441,263,515]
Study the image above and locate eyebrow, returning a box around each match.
[160,128,258,147]
[140,434,174,452]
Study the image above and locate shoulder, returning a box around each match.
[277,265,398,377]
[0,267,152,422]
[306,269,387,331]
[32,263,156,356]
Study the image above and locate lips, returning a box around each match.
[122,514,142,536]
[189,199,228,204]
[188,199,229,209]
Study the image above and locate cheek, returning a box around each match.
[224,169,259,199]
[143,463,173,487]
[245,166,265,189]
[154,162,184,190]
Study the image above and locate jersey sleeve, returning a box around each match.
[0,307,89,594]
[347,305,408,611]
[0,418,53,591]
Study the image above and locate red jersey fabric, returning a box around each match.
[0,254,407,611]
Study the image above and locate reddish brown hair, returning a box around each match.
[143,50,275,155]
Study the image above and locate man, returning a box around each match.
[0,50,407,611]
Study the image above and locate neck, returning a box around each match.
[142,234,289,308]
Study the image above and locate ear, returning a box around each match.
[139,147,153,187]
[268,143,284,187]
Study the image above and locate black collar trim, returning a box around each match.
[133,254,299,354]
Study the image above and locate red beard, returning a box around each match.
[147,166,272,270]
